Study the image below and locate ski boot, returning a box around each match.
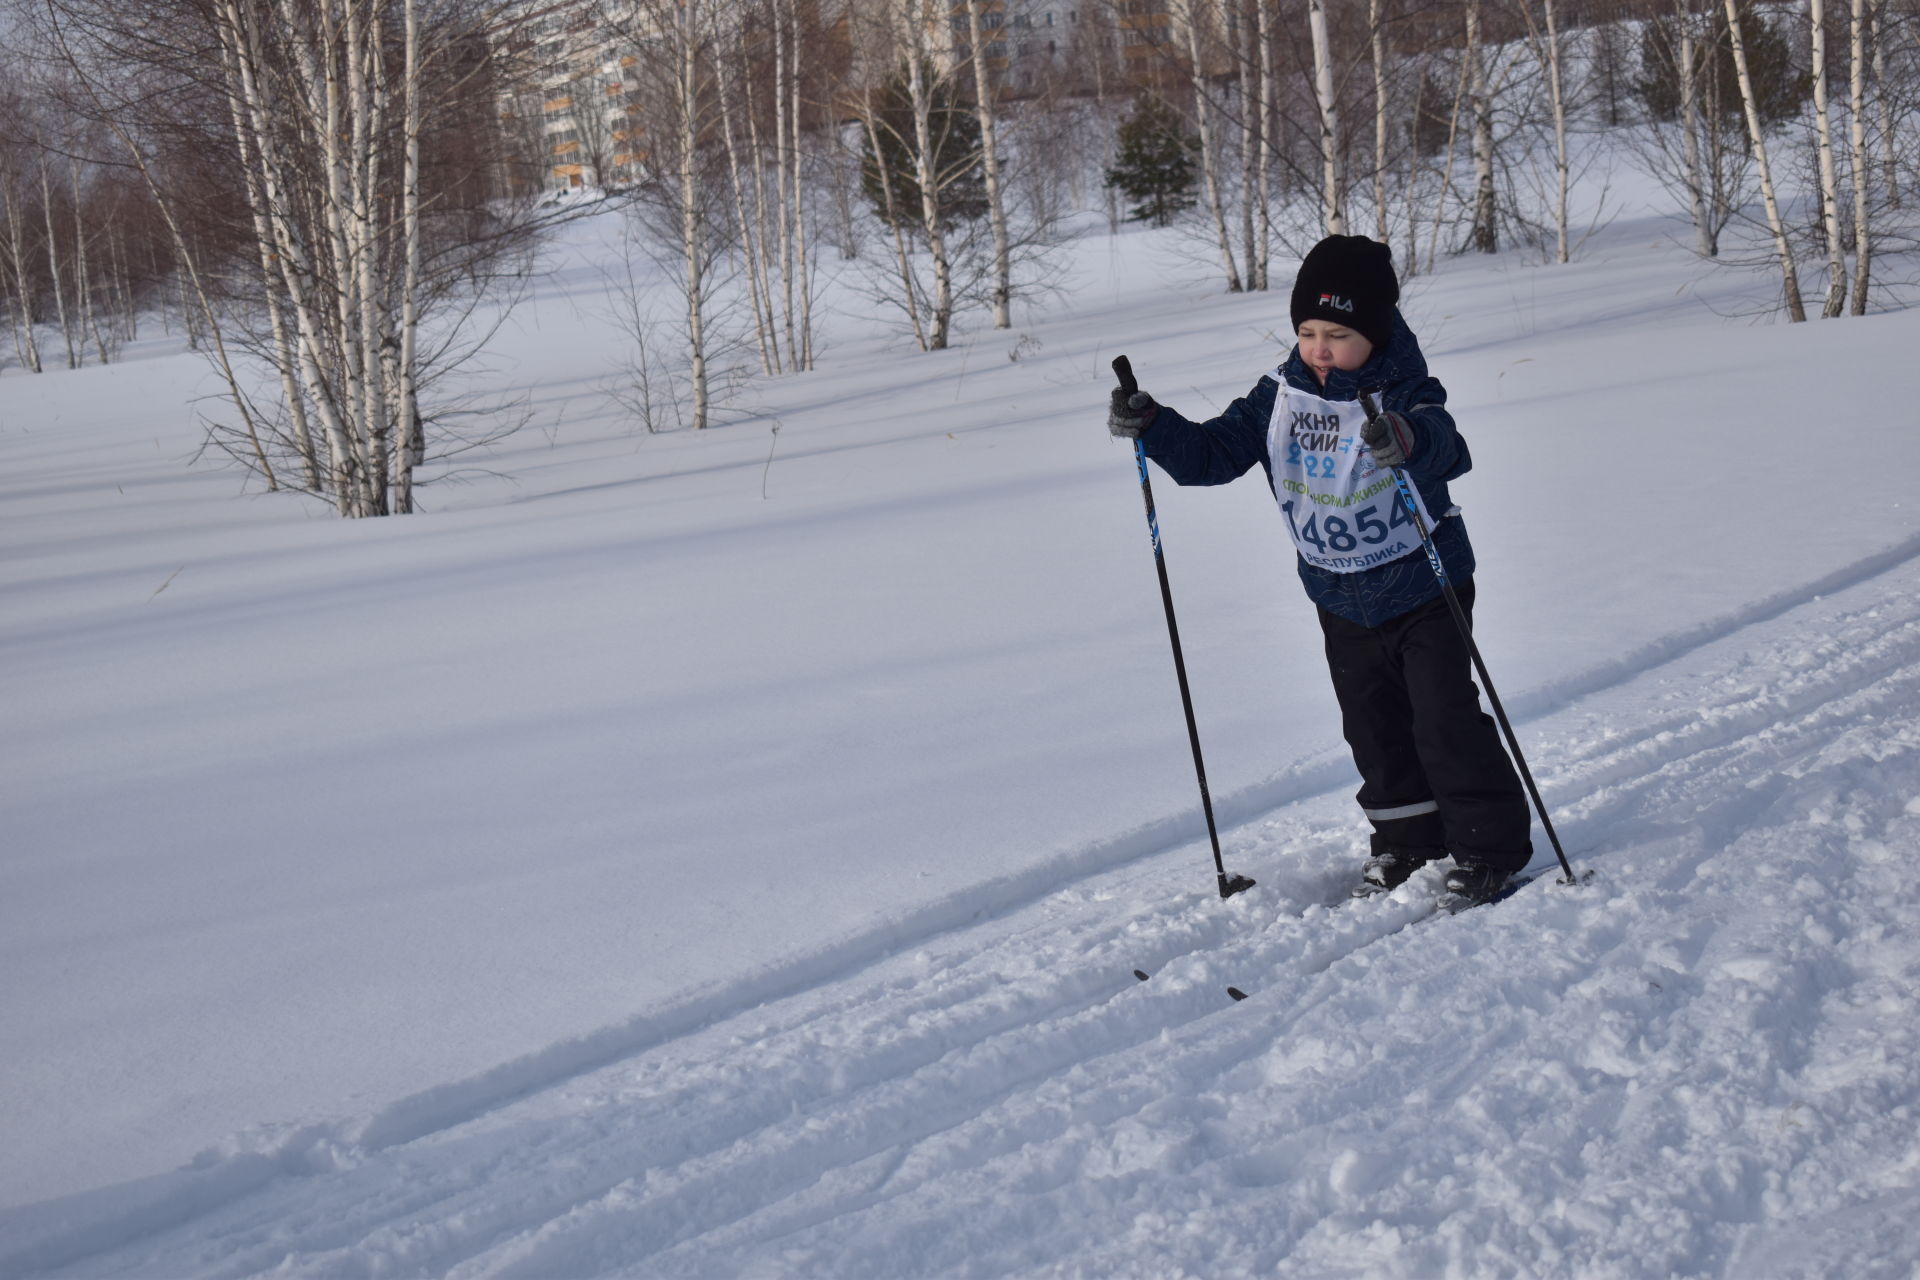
[1352,847,1442,897]
[1442,862,1517,905]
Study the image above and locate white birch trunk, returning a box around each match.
[1848,0,1872,312]
[1678,10,1714,256]
[962,0,1012,328]
[679,0,709,426]
[235,0,359,506]
[176,272,199,348]
[110,222,135,343]
[743,72,784,372]
[1255,0,1274,289]
[1467,0,1497,254]
[773,0,796,368]
[1403,69,1425,273]
[1809,0,1848,316]
[313,0,376,508]
[217,17,319,486]
[5,298,24,371]
[1309,0,1343,235]
[905,10,955,349]
[395,0,423,512]
[103,219,126,343]
[1237,23,1256,284]
[1,172,42,373]
[70,160,108,364]
[1370,0,1389,243]
[719,54,778,374]
[1871,1,1895,207]
[1724,0,1807,320]
[1542,0,1569,262]
[788,1,812,369]
[1179,0,1243,291]
[349,0,389,511]
[40,161,77,368]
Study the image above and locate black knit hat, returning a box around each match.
[1290,234,1400,352]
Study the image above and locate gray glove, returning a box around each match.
[1362,408,1416,467]
[1107,387,1159,439]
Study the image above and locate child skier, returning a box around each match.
[1107,234,1531,903]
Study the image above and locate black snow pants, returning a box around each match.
[1316,580,1532,873]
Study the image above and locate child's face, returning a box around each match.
[1295,321,1373,384]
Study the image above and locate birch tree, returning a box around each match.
[1848,0,1872,311]
[1678,7,1714,256]
[1809,0,1849,316]
[1254,0,1274,288]
[1236,6,1258,283]
[959,0,1012,328]
[1370,0,1391,244]
[767,0,813,370]
[1413,45,1472,276]
[69,154,112,363]
[615,0,729,425]
[1724,0,1808,320]
[1174,0,1242,290]
[905,13,959,346]
[675,0,714,425]
[1308,0,1344,235]
[716,18,777,374]
[0,150,45,374]
[45,0,556,512]
[1869,0,1895,208]
[1466,0,1498,253]
[853,0,1007,352]
[855,74,929,350]
[713,0,817,377]
[1515,0,1571,262]
[38,157,76,368]
[1633,4,1775,260]
[784,0,815,369]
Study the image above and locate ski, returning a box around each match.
[1130,867,1587,999]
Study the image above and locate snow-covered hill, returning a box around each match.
[4,200,1919,1276]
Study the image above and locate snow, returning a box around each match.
[4,186,1920,1276]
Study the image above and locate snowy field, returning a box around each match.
[4,188,1920,1277]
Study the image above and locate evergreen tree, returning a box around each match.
[1105,94,1197,228]
[859,65,987,231]
[1636,6,1809,128]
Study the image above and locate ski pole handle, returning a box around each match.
[1112,355,1137,396]
[1357,388,1389,436]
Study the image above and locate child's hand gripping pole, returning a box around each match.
[1114,356,1254,901]
[1357,389,1579,887]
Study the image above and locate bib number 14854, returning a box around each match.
[1281,497,1411,554]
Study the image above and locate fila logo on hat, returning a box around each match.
[1317,292,1355,312]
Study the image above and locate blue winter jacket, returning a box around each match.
[1141,310,1474,627]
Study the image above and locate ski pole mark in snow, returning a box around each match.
[15,552,1920,1278]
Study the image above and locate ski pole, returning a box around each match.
[1114,355,1255,901]
[1358,388,1578,885]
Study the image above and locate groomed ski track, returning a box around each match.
[11,541,1920,1278]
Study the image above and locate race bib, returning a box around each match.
[1267,382,1433,574]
